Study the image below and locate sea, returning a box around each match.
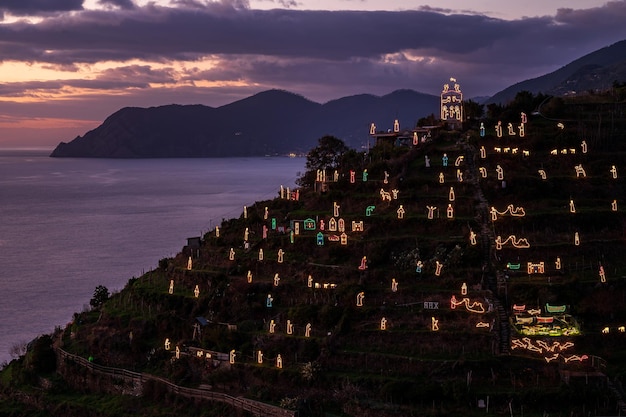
[0,149,304,365]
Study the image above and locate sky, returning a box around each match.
[0,0,625,148]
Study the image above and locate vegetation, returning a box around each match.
[3,89,626,416]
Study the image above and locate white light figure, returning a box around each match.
[575,164,586,178]
[611,165,618,179]
[176,346,180,360]
[305,323,311,337]
[280,185,285,199]
[307,275,313,288]
[439,172,445,183]
[286,187,290,199]
[599,265,606,283]
[276,354,283,369]
[480,146,486,159]
[164,338,171,350]
[446,204,454,219]
[538,170,547,180]
[397,205,405,219]
[229,350,236,364]
[244,227,249,242]
[479,167,487,178]
[243,205,247,219]
[333,170,339,182]
[370,122,376,135]
[194,285,199,298]
[569,199,576,213]
[384,171,390,184]
[393,119,399,133]
[496,165,504,180]
[274,273,280,286]
[612,200,618,211]
[557,122,565,129]
[555,257,562,270]
[356,292,365,307]
[461,282,467,295]
[391,278,398,292]
[507,123,516,136]
[581,140,588,153]
[229,248,235,261]
[495,121,503,138]
[185,256,192,271]
[258,248,264,261]
[521,112,527,124]
[449,186,455,201]
[518,123,525,137]
[269,319,276,333]
[247,270,253,283]
[257,350,263,364]
[435,260,443,276]
[287,320,293,335]
[333,201,340,217]
[431,317,439,331]
[380,189,392,201]
[169,280,174,294]
[277,249,284,263]
[358,256,368,270]
[380,317,387,330]
[427,206,437,220]
[574,232,580,246]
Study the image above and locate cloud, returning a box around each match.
[0,0,83,16]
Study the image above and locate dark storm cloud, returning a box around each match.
[97,0,137,9]
[0,0,83,15]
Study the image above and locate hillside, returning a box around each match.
[49,89,439,158]
[5,90,626,416]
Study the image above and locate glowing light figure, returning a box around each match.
[307,275,313,288]
[507,123,516,136]
[413,132,418,145]
[454,156,464,166]
[277,249,284,263]
[384,171,389,184]
[246,270,253,284]
[215,226,220,237]
[350,170,355,184]
[287,320,293,335]
[352,221,363,232]
[258,249,264,261]
[480,123,485,137]
[257,350,264,364]
[461,282,467,295]
[456,169,463,182]
[370,122,376,135]
[397,205,405,219]
[244,227,249,242]
[366,205,375,216]
[380,317,387,330]
[243,205,247,219]
[427,206,437,220]
[575,164,586,178]
[555,257,562,270]
[538,170,547,180]
[479,167,487,178]
[340,232,348,245]
[521,112,527,124]
[280,185,285,199]
[276,354,283,369]
[305,323,312,337]
[269,320,276,333]
[319,219,325,230]
[333,170,339,182]
[523,150,530,157]
[602,327,610,334]
[557,122,564,129]
[194,285,199,298]
[496,165,504,180]
[611,165,618,179]
[391,189,399,199]
[266,294,273,308]
[165,338,171,350]
[262,225,268,239]
[599,265,606,283]
[495,121,503,138]
[338,218,345,232]
[176,346,180,359]
[316,232,324,246]
[271,218,276,230]
[439,172,445,183]
[619,326,625,333]
[328,218,337,231]
[393,119,399,132]
[415,261,423,273]
[431,317,439,331]
[333,201,340,217]
[187,256,192,271]
[495,235,530,250]
[476,322,490,328]
[442,153,448,167]
[229,350,236,364]
[380,189,392,201]
[569,199,576,213]
[581,140,588,153]
[362,169,368,182]
[446,204,454,219]
[358,256,368,270]
[527,262,545,274]
[169,280,174,294]
[229,248,235,261]
[435,260,443,276]
[494,147,502,153]
[450,295,486,313]
[518,123,525,137]
[491,204,526,220]
[469,230,477,245]
[480,146,486,158]
[391,278,398,292]
[356,292,365,307]
[612,200,618,211]
[425,155,431,168]
[274,273,280,286]
[574,232,580,246]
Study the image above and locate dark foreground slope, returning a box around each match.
[4,92,626,417]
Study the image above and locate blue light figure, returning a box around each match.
[480,122,485,137]
[442,154,449,167]
[316,232,324,246]
[266,294,273,308]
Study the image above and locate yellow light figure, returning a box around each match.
[538,170,547,180]
[612,200,618,211]
[333,201,340,217]
[194,285,199,298]
[518,123,525,137]
[619,326,625,333]
[187,256,192,270]
[611,165,618,179]
[393,119,399,132]
[439,172,445,183]
[280,185,285,199]
[507,123,516,136]
[392,189,399,200]
[574,164,586,177]
[555,257,562,270]
[258,248,264,261]
[495,121,502,138]
[435,260,443,276]
[273,273,280,286]
[602,327,610,334]
[356,292,365,307]
[581,140,588,153]
[384,171,389,184]
[358,256,368,270]
[277,249,284,263]
[257,350,263,364]
[229,248,235,261]
[446,204,454,219]
[264,206,269,220]
[480,146,486,159]
[287,320,293,335]
[176,346,180,360]
[164,338,171,350]
[380,317,387,330]
[269,320,276,333]
[391,278,398,292]
[427,205,437,219]
[599,265,606,283]
[569,199,576,213]
[169,280,174,294]
[454,156,464,166]
[247,270,253,283]
[574,232,580,246]
[456,169,463,182]
[431,317,439,331]
[397,205,405,219]
[370,122,376,135]
[276,354,283,369]
[496,165,504,180]
[229,350,236,364]
[243,205,247,219]
[449,186,455,201]
[244,227,249,241]
[305,323,312,337]
[215,226,220,237]
[469,230,477,245]
[479,167,487,178]
[307,275,313,287]
[461,282,467,295]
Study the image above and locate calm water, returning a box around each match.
[0,150,303,364]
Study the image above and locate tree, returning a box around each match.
[304,135,350,172]
[90,285,110,308]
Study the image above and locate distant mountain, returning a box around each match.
[487,39,626,104]
[50,89,439,158]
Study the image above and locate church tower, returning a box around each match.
[440,77,463,130]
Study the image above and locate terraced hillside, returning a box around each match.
[4,93,626,417]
